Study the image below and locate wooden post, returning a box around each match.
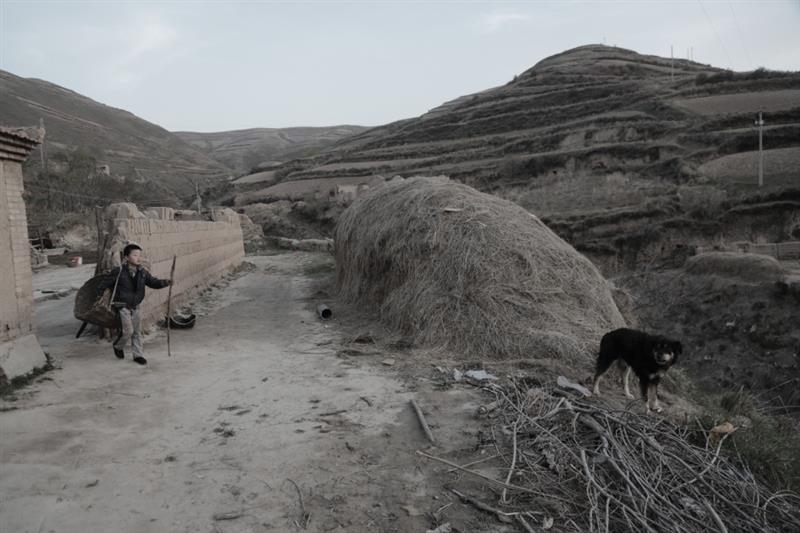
[166,255,177,357]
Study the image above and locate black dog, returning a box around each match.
[592,328,682,413]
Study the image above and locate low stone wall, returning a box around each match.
[100,204,245,328]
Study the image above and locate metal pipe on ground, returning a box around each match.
[317,304,332,320]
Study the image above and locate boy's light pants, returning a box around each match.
[115,307,143,358]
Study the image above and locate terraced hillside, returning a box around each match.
[235,45,799,268]
[0,69,231,198]
[175,125,367,175]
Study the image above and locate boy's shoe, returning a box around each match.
[114,348,124,359]
[133,356,147,365]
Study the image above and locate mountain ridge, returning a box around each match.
[228,44,800,270]
[174,125,369,174]
[1,68,232,198]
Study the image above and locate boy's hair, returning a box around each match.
[123,243,142,257]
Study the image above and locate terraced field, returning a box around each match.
[673,89,800,115]
[699,147,800,185]
[237,47,793,205]
[175,126,368,174]
[228,44,800,267]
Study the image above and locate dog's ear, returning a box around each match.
[672,341,683,355]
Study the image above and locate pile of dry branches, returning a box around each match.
[335,176,624,363]
[450,381,800,532]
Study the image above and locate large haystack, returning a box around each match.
[335,177,625,362]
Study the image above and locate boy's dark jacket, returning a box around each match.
[96,263,169,308]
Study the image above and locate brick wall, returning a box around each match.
[0,157,35,343]
[102,205,245,328]
[0,126,47,381]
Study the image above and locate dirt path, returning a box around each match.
[1,254,489,532]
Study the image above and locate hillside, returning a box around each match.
[306,45,799,195]
[174,125,367,175]
[0,69,232,199]
[231,44,800,267]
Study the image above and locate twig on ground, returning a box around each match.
[317,409,347,417]
[410,399,437,445]
[501,419,520,504]
[212,511,245,521]
[516,513,536,532]
[286,478,310,529]
[416,450,546,497]
[359,396,373,407]
[445,453,500,473]
[450,489,513,524]
[703,499,729,533]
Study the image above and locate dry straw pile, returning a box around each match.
[335,177,624,362]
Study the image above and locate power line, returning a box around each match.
[727,0,755,70]
[697,0,735,70]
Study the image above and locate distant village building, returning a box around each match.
[95,164,111,176]
[0,125,49,382]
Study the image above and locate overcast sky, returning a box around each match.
[1,1,798,132]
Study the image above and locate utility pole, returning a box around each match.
[755,111,765,187]
[39,117,46,172]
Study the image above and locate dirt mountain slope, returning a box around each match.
[236,44,799,268]
[0,69,231,196]
[175,126,368,174]
[277,45,799,205]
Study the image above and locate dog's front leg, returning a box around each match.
[646,383,663,413]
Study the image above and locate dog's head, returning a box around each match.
[652,338,681,366]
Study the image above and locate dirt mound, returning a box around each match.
[685,252,787,283]
[334,176,625,362]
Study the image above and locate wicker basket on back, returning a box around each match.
[74,273,121,328]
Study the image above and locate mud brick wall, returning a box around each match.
[106,210,245,328]
[0,126,48,381]
[0,158,35,344]
[0,128,44,346]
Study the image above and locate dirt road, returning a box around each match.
[1,254,488,532]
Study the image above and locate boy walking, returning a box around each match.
[97,244,171,365]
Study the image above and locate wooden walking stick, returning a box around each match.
[166,255,177,357]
